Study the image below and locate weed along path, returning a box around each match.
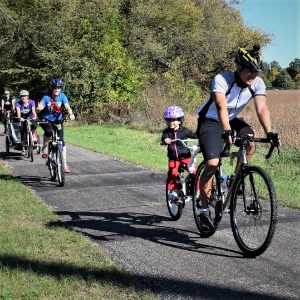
[0,131,299,300]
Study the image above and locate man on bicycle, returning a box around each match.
[15,90,38,156]
[196,44,279,234]
[36,78,75,173]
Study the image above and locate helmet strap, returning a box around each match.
[234,70,250,88]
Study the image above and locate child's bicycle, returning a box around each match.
[166,139,201,221]
[193,133,280,257]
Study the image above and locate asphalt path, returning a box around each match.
[0,127,299,300]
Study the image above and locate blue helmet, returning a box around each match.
[50,78,64,88]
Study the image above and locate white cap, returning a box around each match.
[19,89,29,96]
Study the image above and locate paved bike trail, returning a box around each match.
[0,129,299,300]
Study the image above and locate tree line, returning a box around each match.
[0,0,299,124]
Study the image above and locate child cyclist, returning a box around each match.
[36,78,75,173]
[161,105,197,202]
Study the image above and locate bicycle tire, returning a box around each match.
[56,146,65,187]
[230,165,277,257]
[27,131,34,162]
[5,136,10,154]
[165,178,184,221]
[192,162,218,238]
[48,147,57,181]
[36,135,41,154]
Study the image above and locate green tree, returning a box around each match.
[0,0,273,123]
[272,70,295,89]
[287,58,300,81]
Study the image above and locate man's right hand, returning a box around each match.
[222,130,233,144]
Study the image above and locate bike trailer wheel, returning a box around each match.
[5,136,10,155]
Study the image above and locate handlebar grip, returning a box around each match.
[265,145,274,159]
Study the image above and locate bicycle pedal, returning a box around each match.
[172,198,183,205]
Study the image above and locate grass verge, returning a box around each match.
[65,124,300,208]
[0,162,156,299]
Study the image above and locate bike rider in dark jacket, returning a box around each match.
[161,105,197,202]
[1,90,15,133]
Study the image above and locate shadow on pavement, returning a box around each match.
[48,211,245,259]
[0,254,289,300]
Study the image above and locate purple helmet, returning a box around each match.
[163,105,184,119]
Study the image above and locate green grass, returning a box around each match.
[0,163,156,300]
[65,124,300,208]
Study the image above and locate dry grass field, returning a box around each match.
[184,90,300,150]
[240,90,300,149]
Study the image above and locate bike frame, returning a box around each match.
[216,135,277,213]
[171,139,201,203]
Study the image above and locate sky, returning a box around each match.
[234,0,300,68]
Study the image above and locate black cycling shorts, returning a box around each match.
[40,122,65,146]
[197,117,253,161]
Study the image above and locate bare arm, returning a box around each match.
[214,92,231,131]
[253,95,272,134]
[32,106,37,118]
[64,103,73,115]
[16,106,21,119]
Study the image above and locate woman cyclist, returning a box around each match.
[196,44,280,234]
[36,78,75,173]
[161,105,197,203]
[1,90,15,134]
[15,89,38,156]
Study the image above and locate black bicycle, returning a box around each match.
[22,118,36,162]
[192,133,280,257]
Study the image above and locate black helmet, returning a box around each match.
[235,44,262,72]
[50,78,64,88]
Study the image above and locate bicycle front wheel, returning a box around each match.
[166,177,184,221]
[230,166,277,257]
[56,147,65,187]
[27,132,34,162]
[48,149,57,181]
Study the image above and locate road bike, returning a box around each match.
[165,139,201,220]
[38,120,65,187]
[171,134,279,257]
[194,133,280,257]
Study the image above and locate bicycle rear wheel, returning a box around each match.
[230,166,277,257]
[166,177,184,221]
[36,135,41,154]
[48,146,57,181]
[56,146,65,187]
[192,162,218,238]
